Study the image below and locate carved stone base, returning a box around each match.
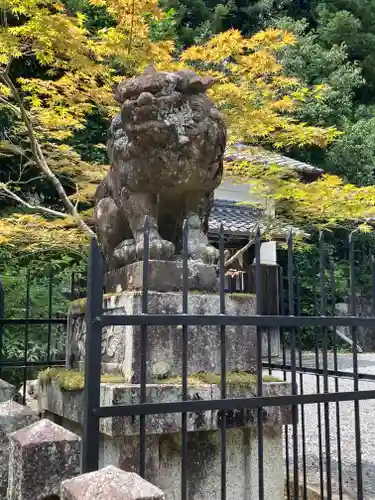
[105,260,218,293]
[40,379,292,438]
[67,291,264,381]
[41,380,292,500]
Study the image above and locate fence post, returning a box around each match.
[81,237,104,473]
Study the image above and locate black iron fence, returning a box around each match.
[1,222,375,498]
[81,221,375,500]
[0,258,260,399]
[0,268,78,400]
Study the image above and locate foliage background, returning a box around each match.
[2,0,375,364]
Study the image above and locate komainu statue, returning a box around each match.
[93,66,227,270]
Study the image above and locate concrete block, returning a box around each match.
[61,465,165,500]
[0,401,38,498]
[7,419,81,500]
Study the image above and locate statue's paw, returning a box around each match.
[112,239,136,267]
[188,242,219,265]
[203,244,220,265]
[136,238,175,261]
[195,244,219,265]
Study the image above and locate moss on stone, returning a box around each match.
[156,371,281,387]
[163,430,219,457]
[228,293,256,300]
[38,367,281,392]
[38,368,125,391]
[70,291,256,313]
[70,297,87,312]
[70,292,127,313]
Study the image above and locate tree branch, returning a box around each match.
[223,220,278,269]
[8,175,44,186]
[0,96,21,117]
[224,237,255,269]
[0,184,69,218]
[0,73,95,238]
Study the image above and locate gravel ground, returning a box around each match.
[270,353,375,499]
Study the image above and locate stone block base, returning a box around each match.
[39,378,292,437]
[108,427,284,500]
[56,422,284,500]
[68,291,263,380]
[105,260,218,293]
[40,379,291,500]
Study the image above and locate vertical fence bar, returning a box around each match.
[330,261,343,500]
[47,265,53,363]
[313,281,324,499]
[219,224,227,500]
[0,279,4,379]
[295,267,307,500]
[266,268,272,376]
[349,231,363,500]
[181,220,189,500]
[140,217,150,478]
[255,227,264,500]
[319,232,332,499]
[82,237,104,473]
[279,267,290,500]
[287,231,298,500]
[70,271,75,300]
[22,269,31,404]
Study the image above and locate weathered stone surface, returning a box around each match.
[7,419,81,500]
[68,291,261,379]
[0,401,38,499]
[64,429,283,500]
[158,427,285,500]
[16,379,40,412]
[105,260,218,293]
[0,380,16,404]
[61,465,165,500]
[39,380,292,437]
[211,381,293,430]
[93,66,226,269]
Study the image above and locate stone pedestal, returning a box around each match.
[105,261,219,293]
[60,261,287,500]
[39,377,292,500]
[67,291,266,380]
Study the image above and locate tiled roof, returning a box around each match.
[224,144,323,179]
[208,199,261,237]
[209,145,320,238]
